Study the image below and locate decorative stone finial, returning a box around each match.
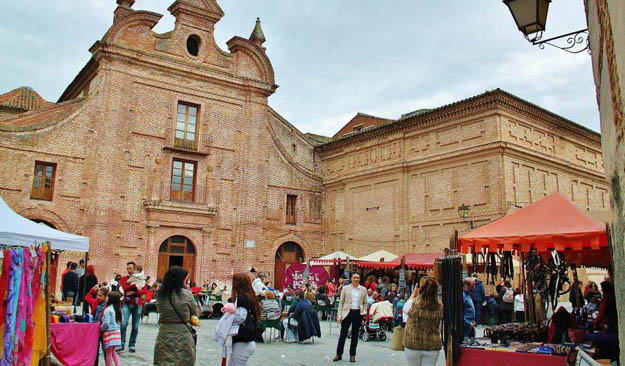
[249,17,266,46]
[116,0,135,8]
[114,0,135,23]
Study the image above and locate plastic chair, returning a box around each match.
[262,312,282,343]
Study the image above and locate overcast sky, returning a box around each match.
[0,1,598,137]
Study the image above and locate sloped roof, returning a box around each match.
[0,87,52,112]
[304,133,333,146]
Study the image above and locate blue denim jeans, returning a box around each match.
[121,304,142,348]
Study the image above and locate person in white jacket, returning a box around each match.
[513,290,525,322]
[252,273,268,297]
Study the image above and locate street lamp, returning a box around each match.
[458,203,474,228]
[502,0,589,54]
[458,204,470,219]
[503,0,550,36]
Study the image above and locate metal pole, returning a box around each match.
[81,252,89,314]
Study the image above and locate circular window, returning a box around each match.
[186,35,200,57]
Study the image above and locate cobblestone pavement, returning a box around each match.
[99,317,449,366]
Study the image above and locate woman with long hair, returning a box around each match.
[154,266,198,366]
[365,275,377,292]
[230,273,261,366]
[101,291,122,366]
[79,264,98,313]
[403,277,443,366]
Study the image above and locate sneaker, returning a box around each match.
[117,347,124,353]
[129,346,136,353]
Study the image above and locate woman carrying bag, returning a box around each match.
[154,266,199,366]
[229,273,262,366]
[403,277,443,366]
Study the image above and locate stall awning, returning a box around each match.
[310,251,355,265]
[396,252,442,270]
[459,192,609,267]
[0,196,89,252]
[355,252,441,270]
[358,250,398,262]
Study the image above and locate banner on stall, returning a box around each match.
[282,263,330,290]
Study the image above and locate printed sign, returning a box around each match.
[282,263,330,290]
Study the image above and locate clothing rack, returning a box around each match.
[438,252,463,366]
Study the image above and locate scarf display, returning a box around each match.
[0,246,47,366]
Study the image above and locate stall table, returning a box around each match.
[50,322,100,366]
[458,347,567,366]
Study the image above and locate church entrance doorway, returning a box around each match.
[274,241,304,290]
[158,236,196,282]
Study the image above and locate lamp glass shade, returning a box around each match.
[503,0,551,36]
[458,204,470,219]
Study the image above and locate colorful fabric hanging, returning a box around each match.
[2,248,24,366]
[16,249,35,365]
[0,249,12,360]
[26,246,45,366]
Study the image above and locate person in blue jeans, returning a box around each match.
[470,273,486,325]
[119,261,145,352]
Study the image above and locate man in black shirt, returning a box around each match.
[63,262,79,309]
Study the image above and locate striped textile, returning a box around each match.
[102,330,121,350]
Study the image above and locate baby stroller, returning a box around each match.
[359,315,393,341]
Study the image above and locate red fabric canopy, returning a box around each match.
[354,252,441,270]
[459,193,610,267]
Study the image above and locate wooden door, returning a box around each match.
[157,253,169,281]
[157,236,196,282]
[183,255,195,282]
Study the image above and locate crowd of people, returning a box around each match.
[60,261,618,366]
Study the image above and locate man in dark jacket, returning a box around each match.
[293,295,321,342]
[62,263,79,307]
[470,273,486,325]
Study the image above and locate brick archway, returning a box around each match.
[156,235,197,282]
[19,207,71,233]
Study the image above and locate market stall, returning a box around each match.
[0,196,91,366]
[452,192,613,365]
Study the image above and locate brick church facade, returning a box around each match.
[0,0,609,286]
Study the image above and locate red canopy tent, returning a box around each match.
[354,252,442,270]
[459,192,611,268]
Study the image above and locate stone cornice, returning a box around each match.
[322,141,606,186]
[316,89,601,153]
[143,199,218,217]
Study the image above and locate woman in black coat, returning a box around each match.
[78,265,98,312]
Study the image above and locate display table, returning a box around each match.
[458,347,567,366]
[50,323,100,366]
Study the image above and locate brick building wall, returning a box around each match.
[0,0,323,287]
[317,89,608,257]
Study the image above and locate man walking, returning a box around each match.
[334,273,368,363]
[120,261,144,352]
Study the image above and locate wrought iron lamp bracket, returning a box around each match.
[525,28,590,54]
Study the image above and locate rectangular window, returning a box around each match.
[286,194,297,225]
[174,102,199,150]
[31,162,56,201]
[170,159,196,202]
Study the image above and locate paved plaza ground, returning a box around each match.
[97,317,448,366]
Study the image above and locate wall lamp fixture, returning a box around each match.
[503,0,589,54]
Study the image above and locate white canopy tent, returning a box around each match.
[358,249,398,262]
[0,196,89,252]
[310,250,356,265]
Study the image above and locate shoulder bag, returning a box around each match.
[168,295,198,345]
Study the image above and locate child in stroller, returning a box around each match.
[359,314,394,341]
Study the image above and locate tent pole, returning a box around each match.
[43,247,51,366]
[81,252,88,314]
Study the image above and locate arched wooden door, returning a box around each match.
[274,241,304,290]
[157,236,196,282]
